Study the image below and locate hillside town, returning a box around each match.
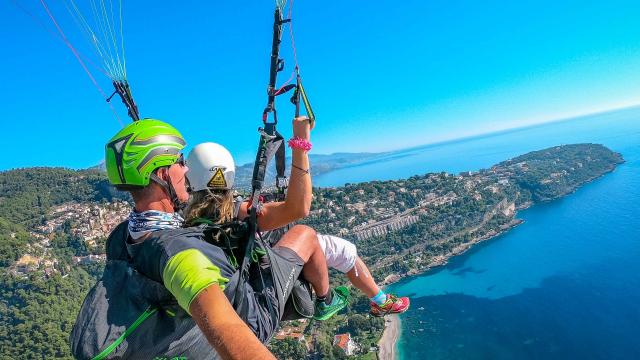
[8,201,130,278]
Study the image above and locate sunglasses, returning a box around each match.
[176,153,186,167]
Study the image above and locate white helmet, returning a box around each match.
[186,142,236,192]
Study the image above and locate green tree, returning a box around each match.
[269,338,308,360]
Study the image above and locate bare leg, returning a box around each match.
[274,225,330,297]
[346,257,381,298]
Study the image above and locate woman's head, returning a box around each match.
[185,142,235,192]
[184,142,236,225]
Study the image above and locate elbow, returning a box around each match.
[299,197,312,218]
[292,205,310,220]
[283,199,311,220]
[290,204,309,220]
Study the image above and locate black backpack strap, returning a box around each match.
[105,221,130,261]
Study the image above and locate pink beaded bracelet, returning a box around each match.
[287,137,312,151]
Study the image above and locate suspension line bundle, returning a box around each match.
[16,0,140,124]
[234,0,316,325]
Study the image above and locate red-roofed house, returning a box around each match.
[274,321,310,351]
[333,333,356,356]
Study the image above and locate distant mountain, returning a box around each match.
[92,151,390,190]
[234,151,393,190]
[88,161,106,172]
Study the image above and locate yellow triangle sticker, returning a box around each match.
[207,168,227,189]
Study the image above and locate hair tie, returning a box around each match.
[287,137,312,151]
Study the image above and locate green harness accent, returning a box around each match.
[193,217,214,225]
[251,248,267,263]
[91,306,158,360]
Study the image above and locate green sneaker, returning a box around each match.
[313,286,350,321]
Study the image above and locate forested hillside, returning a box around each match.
[0,168,129,358]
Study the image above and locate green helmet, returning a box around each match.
[105,119,186,188]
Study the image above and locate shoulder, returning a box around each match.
[106,221,130,261]
[151,226,207,255]
[129,226,236,282]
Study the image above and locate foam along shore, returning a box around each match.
[378,314,401,360]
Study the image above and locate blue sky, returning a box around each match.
[2,0,640,170]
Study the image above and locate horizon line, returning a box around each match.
[343,102,640,158]
[2,103,638,172]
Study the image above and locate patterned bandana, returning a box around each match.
[128,210,184,240]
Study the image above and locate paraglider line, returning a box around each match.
[274,70,296,95]
[65,0,117,78]
[272,0,300,96]
[10,0,110,78]
[118,0,127,78]
[39,0,124,126]
[287,0,299,68]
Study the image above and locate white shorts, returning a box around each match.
[317,234,358,273]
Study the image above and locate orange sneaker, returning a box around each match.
[370,294,410,317]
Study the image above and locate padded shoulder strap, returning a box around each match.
[105,221,130,261]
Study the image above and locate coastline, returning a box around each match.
[379,165,621,287]
[375,219,523,359]
[378,314,401,360]
[373,165,622,358]
[374,223,516,359]
[380,217,524,286]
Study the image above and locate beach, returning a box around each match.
[378,314,401,360]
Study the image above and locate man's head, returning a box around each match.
[105,119,189,211]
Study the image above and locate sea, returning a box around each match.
[316,106,640,359]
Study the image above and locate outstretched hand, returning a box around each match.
[293,116,314,140]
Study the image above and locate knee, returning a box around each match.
[277,225,319,262]
[290,225,317,243]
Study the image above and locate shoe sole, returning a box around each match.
[313,299,349,321]
[369,305,410,317]
[313,306,345,321]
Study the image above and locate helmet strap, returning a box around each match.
[150,172,187,212]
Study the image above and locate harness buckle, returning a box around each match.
[276,176,289,189]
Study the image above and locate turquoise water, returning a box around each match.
[320,107,640,359]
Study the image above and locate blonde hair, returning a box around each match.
[184,189,235,226]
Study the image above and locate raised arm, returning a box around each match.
[239,116,314,230]
[190,285,276,360]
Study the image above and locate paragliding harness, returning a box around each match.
[227,3,316,322]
